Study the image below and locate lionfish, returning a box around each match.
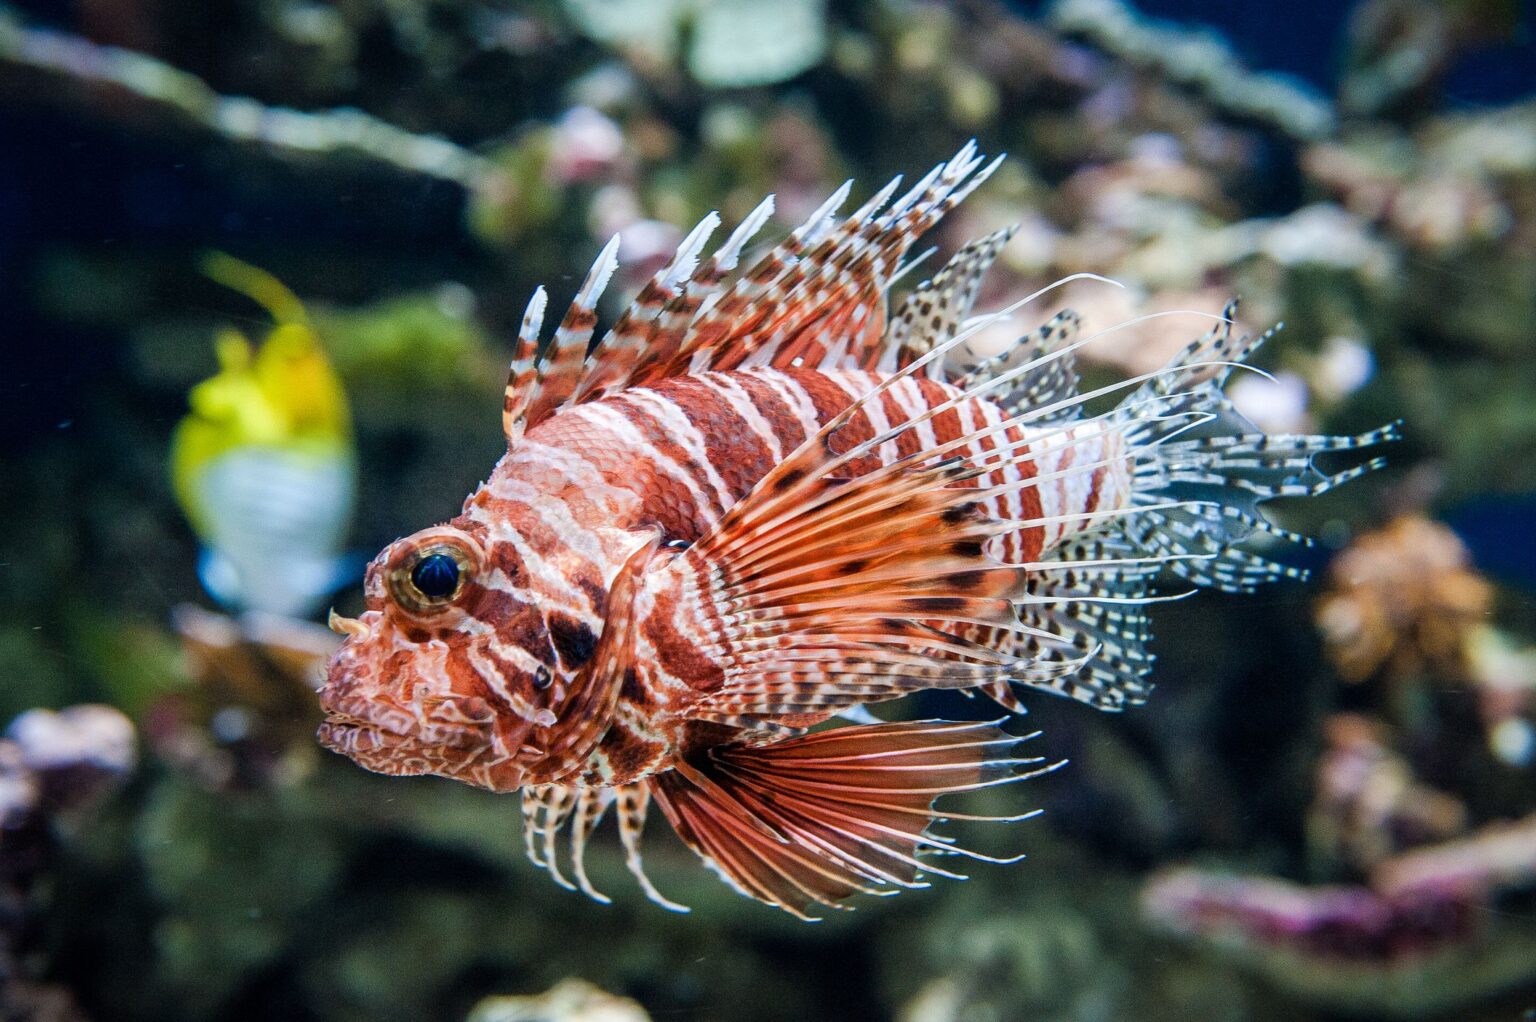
[319,145,1392,918]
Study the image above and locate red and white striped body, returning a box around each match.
[460,367,1133,789]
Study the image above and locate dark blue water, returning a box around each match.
[1014,0,1536,105]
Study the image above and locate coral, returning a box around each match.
[314,287,498,396]
[1464,625,1536,767]
[160,603,337,789]
[0,8,493,186]
[3,706,136,817]
[1373,814,1536,900]
[1142,845,1536,1018]
[1,706,136,1022]
[562,0,830,88]
[1143,868,1474,964]
[1303,104,1536,257]
[1339,0,1526,119]
[1046,0,1337,140]
[1307,713,1467,873]
[1315,516,1493,687]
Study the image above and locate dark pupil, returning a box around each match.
[410,553,460,600]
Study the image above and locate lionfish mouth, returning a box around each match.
[315,715,447,779]
[317,694,496,761]
[316,716,407,753]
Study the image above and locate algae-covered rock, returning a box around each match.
[134,778,347,1016]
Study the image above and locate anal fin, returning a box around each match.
[648,720,1053,919]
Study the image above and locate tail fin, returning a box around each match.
[1113,305,1398,592]
[648,721,1055,919]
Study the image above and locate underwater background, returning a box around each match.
[2,0,1534,1019]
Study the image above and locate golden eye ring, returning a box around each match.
[386,533,481,615]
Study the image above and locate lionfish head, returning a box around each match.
[317,520,560,791]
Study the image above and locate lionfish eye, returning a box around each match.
[387,537,477,614]
[411,553,460,599]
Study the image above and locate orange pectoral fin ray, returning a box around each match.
[669,434,1061,723]
[647,720,1057,919]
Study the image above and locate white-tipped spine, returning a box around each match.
[518,285,548,347]
[715,195,776,271]
[576,234,622,310]
[793,179,852,242]
[662,211,722,290]
[851,173,903,224]
[886,162,946,219]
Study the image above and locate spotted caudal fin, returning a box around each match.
[1110,305,1399,592]
[647,721,1054,919]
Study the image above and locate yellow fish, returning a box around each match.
[171,255,357,618]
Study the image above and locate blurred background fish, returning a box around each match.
[170,254,359,619]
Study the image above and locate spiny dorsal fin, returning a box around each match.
[567,212,725,407]
[503,286,548,442]
[710,144,1002,376]
[502,144,1004,440]
[518,235,620,431]
[611,196,777,397]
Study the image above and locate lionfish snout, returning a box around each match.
[318,686,495,752]
[412,694,498,750]
[317,612,383,713]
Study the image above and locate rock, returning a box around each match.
[467,979,651,1022]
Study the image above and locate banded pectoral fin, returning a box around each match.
[660,431,1105,727]
[519,721,1054,918]
[649,720,1057,919]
